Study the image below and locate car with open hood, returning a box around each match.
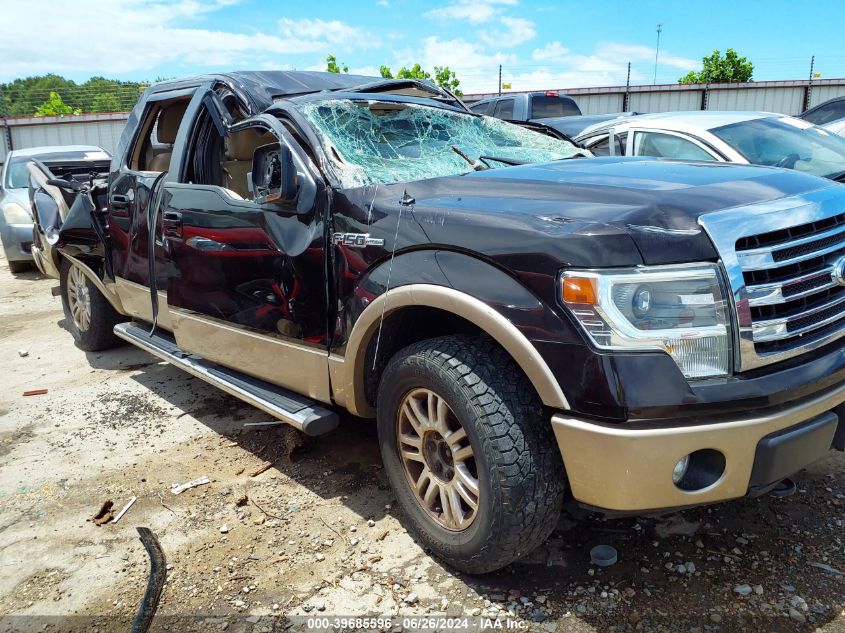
[1,146,110,274]
[50,71,845,573]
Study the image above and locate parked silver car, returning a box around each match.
[1,146,110,273]
[575,111,845,182]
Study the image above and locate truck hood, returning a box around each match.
[398,156,838,266]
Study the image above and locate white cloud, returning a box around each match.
[0,0,376,79]
[425,0,518,24]
[594,42,697,70]
[279,18,378,50]
[532,41,570,61]
[480,16,536,48]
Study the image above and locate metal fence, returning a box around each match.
[3,78,845,165]
[464,78,845,116]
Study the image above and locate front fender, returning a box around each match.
[334,249,582,416]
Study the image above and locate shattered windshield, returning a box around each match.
[300,99,585,188]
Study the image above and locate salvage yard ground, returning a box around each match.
[0,251,844,633]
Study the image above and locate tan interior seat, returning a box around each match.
[148,102,188,172]
[222,129,274,198]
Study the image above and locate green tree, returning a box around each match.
[1,74,149,115]
[375,64,462,96]
[326,54,348,74]
[679,48,754,84]
[34,91,80,117]
[89,92,122,113]
[434,66,462,96]
[396,64,430,81]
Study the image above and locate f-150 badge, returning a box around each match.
[332,233,385,248]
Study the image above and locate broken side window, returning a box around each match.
[299,99,585,188]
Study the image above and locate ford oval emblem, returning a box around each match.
[833,256,845,287]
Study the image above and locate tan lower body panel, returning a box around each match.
[169,308,331,404]
[552,381,845,511]
[114,277,173,331]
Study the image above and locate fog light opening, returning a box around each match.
[673,449,726,492]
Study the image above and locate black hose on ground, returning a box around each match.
[131,527,167,633]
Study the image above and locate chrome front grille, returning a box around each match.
[699,187,845,372]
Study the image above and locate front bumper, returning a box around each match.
[552,380,845,512]
[0,222,35,262]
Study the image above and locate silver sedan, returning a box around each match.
[575,111,845,182]
[1,145,110,274]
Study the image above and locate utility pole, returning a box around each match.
[804,55,815,112]
[623,62,631,111]
[653,23,663,85]
[498,64,502,96]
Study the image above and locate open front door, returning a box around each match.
[160,104,333,402]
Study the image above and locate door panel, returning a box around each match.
[162,183,326,340]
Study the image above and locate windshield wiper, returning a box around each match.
[478,155,526,166]
[827,169,845,183]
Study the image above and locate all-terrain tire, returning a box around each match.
[60,258,124,351]
[377,335,566,574]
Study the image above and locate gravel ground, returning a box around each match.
[0,252,844,633]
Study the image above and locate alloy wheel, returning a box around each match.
[397,388,480,531]
[67,264,91,332]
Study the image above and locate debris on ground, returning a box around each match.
[91,500,114,526]
[589,544,617,567]
[249,461,274,477]
[22,389,48,397]
[808,561,844,575]
[170,476,210,494]
[17,349,28,357]
[112,497,137,524]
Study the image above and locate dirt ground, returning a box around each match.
[0,251,843,633]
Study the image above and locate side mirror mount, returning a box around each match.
[251,143,297,204]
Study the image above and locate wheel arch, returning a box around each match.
[334,283,570,418]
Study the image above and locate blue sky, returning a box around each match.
[1,0,843,94]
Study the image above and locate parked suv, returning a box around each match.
[45,71,845,573]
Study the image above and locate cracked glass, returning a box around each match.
[300,99,585,188]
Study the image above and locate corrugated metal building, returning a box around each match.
[1,112,127,165]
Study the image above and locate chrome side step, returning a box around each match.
[114,322,338,436]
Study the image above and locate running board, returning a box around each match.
[113,322,338,436]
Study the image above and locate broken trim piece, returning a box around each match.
[132,527,166,633]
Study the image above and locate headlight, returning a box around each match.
[2,202,32,224]
[560,264,732,379]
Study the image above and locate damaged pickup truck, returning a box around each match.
[48,71,845,573]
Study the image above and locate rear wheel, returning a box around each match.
[377,335,566,573]
[60,259,124,351]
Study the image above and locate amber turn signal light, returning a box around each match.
[562,276,597,305]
